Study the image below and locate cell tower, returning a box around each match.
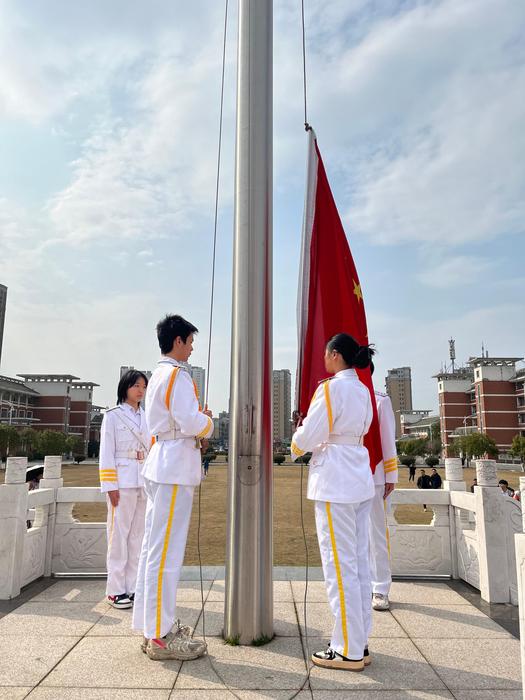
[449,338,456,373]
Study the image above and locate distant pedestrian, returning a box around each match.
[470,478,477,493]
[203,457,210,477]
[408,464,416,482]
[430,468,442,489]
[417,469,432,511]
[499,479,514,497]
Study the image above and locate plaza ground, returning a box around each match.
[0,575,520,698]
[5,461,520,567]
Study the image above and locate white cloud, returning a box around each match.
[416,255,495,289]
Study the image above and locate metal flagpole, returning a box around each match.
[224,0,273,643]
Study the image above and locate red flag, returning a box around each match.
[296,130,382,472]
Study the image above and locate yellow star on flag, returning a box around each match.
[353,279,363,303]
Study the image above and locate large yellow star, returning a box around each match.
[353,279,363,303]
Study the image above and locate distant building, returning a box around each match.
[400,410,432,436]
[17,374,98,446]
[0,284,6,368]
[217,410,229,447]
[385,367,413,438]
[187,366,206,406]
[273,369,292,443]
[0,374,39,426]
[400,414,440,440]
[435,354,525,457]
[119,366,152,382]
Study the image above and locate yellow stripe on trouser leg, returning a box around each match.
[107,505,116,554]
[384,498,391,559]
[155,485,178,638]
[326,502,348,657]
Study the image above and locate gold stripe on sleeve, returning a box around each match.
[323,381,334,433]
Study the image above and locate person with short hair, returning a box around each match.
[470,478,477,493]
[430,468,442,489]
[499,479,514,497]
[291,333,375,673]
[132,314,214,662]
[99,369,150,609]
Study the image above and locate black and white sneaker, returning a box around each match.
[312,647,364,672]
[108,593,133,609]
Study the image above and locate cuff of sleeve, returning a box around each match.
[291,441,305,461]
[196,415,213,439]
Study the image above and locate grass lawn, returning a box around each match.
[11,461,519,566]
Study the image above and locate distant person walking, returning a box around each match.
[203,456,210,477]
[408,464,416,482]
[470,478,477,493]
[417,469,432,511]
[430,468,442,489]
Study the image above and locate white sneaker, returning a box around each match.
[146,632,207,661]
[372,593,390,611]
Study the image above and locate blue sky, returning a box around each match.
[1,0,524,413]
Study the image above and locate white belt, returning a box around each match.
[154,429,194,442]
[115,449,145,460]
[326,435,363,446]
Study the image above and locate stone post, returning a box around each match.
[41,456,63,577]
[0,457,29,599]
[475,459,509,603]
[443,458,466,579]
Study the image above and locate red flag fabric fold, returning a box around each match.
[296,130,383,473]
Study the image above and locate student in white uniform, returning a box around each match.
[369,363,398,611]
[291,333,375,672]
[132,314,214,661]
[99,369,150,609]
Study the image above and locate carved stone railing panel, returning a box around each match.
[504,497,523,606]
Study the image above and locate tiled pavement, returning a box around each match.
[0,573,521,699]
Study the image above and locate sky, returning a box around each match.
[1,0,524,414]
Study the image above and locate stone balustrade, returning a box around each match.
[0,455,523,605]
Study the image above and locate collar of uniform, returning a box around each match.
[158,356,182,368]
[334,368,358,378]
[121,402,141,416]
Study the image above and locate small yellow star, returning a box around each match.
[353,279,363,303]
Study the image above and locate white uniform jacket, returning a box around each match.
[291,368,374,504]
[99,404,150,492]
[142,357,214,486]
[373,391,399,486]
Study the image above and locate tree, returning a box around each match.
[66,435,86,464]
[510,435,525,470]
[425,456,439,468]
[397,438,427,458]
[273,454,286,466]
[450,432,498,460]
[0,425,21,461]
[18,428,38,457]
[400,455,416,468]
[35,430,68,457]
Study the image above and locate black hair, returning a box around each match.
[156,314,198,354]
[326,333,375,369]
[117,369,149,405]
[499,479,509,487]
[370,360,375,375]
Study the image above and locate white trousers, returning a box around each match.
[106,487,146,596]
[369,484,392,596]
[132,479,194,639]
[315,498,373,661]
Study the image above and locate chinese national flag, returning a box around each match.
[296,129,382,472]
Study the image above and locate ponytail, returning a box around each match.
[326,333,375,369]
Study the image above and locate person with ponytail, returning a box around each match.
[291,333,375,672]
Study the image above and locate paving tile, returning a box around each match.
[175,637,307,690]
[0,690,33,699]
[391,603,512,638]
[415,638,522,690]
[170,693,311,699]
[389,582,470,606]
[88,601,202,638]
[31,580,108,603]
[452,692,523,700]
[311,692,454,699]
[174,581,213,602]
[0,601,104,637]
[195,602,299,638]
[0,636,80,687]
[297,602,407,638]
[309,638,447,691]
[207,581,293,602]
[291,581,328,603]
[27,690,171,699]
[41,637,181,689]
